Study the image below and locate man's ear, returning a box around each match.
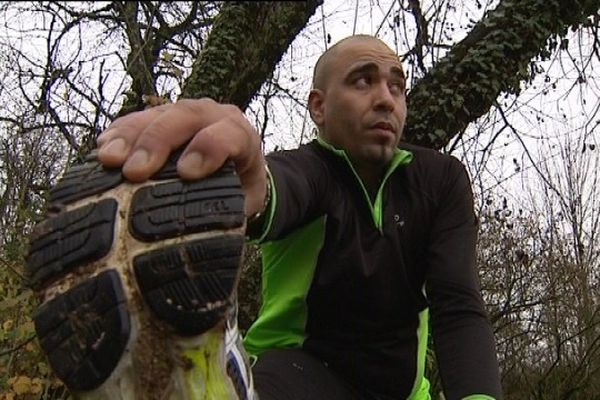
[308,89,325,126]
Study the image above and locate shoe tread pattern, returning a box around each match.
[134,235,244,335]
[130,170,244,241]
[27,150,245,391]
[34,270,130,391]
[26,199,117,288]
[48,151,123,205]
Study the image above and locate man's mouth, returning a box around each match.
[371,121,395,133]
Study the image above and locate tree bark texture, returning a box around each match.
[181,1,322,110]
[404,0,600,149]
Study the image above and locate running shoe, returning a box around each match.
[25,150,255,400]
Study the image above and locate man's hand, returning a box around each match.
[97,98,267,218]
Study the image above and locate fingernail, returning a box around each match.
[97,128,117,147]
[178,152,203,173]
[124,148,150,170]
[100,138,128,157]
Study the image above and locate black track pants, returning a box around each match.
[253,348,365,400]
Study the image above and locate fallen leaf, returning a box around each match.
[11,375,32,395]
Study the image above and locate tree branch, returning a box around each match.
[404,0,600,149]
[181,1,322,110]
[406,0,429,74]
[0,334,36,357]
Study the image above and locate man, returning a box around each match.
[27,35,502,399]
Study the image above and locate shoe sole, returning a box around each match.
[26,150,246,398]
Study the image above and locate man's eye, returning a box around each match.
[355,77,370,88]
[389,81,406,96]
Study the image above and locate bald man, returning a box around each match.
[28,35,502,399]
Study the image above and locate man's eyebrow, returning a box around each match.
[345,62,406,80]
[346,62,378,78]
[390,66,406,81]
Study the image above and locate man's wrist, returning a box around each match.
[248,164,272,224]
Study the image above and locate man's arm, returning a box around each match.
[424,157,503,400]
[248,146,331,242]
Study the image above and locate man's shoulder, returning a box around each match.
[266,140,327,163]
[397,142,470,193]
[265,140,333,177]
[399,142,465,172]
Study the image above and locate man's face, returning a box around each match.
[309,39,407,168]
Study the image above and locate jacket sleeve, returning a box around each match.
[424,157,503,400]
[247,145,330,243]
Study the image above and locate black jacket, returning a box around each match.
[244,139,502,399]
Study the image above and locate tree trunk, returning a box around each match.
[181,1,322,110]
[404,0,600,149]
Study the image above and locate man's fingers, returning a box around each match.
[97,106,170,167]
[96,98,265,203]
[177,115,266,216]
[97,137,131,166]
[176,115,253,180]
[99,99,251,182]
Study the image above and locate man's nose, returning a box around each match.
[373,82,396,112]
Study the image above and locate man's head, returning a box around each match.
[308,35,407,170]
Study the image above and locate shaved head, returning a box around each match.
[312,35,398,91]
[307,33,407,173]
